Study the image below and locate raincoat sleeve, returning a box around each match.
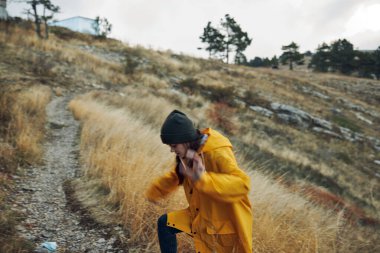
[145,167,180,202]
[194,147,250,203]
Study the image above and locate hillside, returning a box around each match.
[1,21,379,252]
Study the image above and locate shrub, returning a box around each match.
[178,78,202,95]
[207,86,235,105]
[207,102,238,135]
[331,114,362,133]
[244,90,270,108]
[124,53,140,75]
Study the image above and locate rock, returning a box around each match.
[352,132,365,142]
[91,83,105,89]
[34,248,49,253]
[312,117,333,130]
[249,105,274,118]
[271,102,311,128]
[276,113,309,128]
[312,91,330,100]
[355,113,373,125]
[22,186,36,192]
[341,99,379,118]
[86,250,99,253]
[339,127,355,142]
[369,139,380,151]
[312,127,342,139]
[331,108,342,114]
[374,160,380,166]
[42,231,52,238]
[22,233,36,241]
[49,121,66,129]
[97,238,106,243]
[301,86,330,100]
[234,98,246,108]
[343,99,364,112]
[16,225,26,232]
[271,103,312,121]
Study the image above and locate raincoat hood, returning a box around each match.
[199,128,232,153]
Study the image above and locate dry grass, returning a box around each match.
[134,73,170,89]
[1,85,51,164]
[12,86,51,163]
[249,170,343,252]
[0,84,51,253]
[69,92,348,252]
[0,22,129,86]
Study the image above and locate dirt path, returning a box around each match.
[13,94,124,253]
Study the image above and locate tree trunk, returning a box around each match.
[43,6,48,39]
[289,60,293,70]
[225,26,230,64]
[31,2,42,38]
[44,19,48,39]
[226,43,229,64]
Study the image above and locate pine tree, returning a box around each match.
[329,39,355,74]
[373,46,380,79]
[280,42,304,70]
[220,14,251,64]
[309,43,331,72]
[199,14,252,64]
[199,22,225,59]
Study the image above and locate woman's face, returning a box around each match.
[168,143,188,159]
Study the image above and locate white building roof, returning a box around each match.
[51,16,98,35]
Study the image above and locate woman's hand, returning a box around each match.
[179,150,205,182]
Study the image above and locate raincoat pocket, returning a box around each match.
[206,220,235,235]
[206,220,237,248]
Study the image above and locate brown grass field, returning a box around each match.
[1,20,379,252]
[0,84,51,252]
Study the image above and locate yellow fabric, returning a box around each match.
[146,128,253,253]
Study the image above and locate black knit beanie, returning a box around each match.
[161,110,199,144]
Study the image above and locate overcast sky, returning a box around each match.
[7,0,380,59]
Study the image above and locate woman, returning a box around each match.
[146,110,252,253]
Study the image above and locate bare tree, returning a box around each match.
[40,0,59,39]
[12,0,59,38]
[93,16,112,38]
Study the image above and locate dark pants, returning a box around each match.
[157,214,182,253]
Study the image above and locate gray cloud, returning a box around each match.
[6,0,380,59]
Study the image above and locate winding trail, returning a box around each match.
[14,95,123,253]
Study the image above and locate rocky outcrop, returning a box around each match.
[355,112,373,125]
[270,102,333,131]
[266,102,380,150]
[270,102,312,128]
[339,98,380,118]
[301,86,331,100]
[249,105,273,118]
[312,127,341,139]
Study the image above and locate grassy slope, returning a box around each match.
[0,35,52,251]
[1,21,379,252]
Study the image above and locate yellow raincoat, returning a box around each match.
[146,128,252,253]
